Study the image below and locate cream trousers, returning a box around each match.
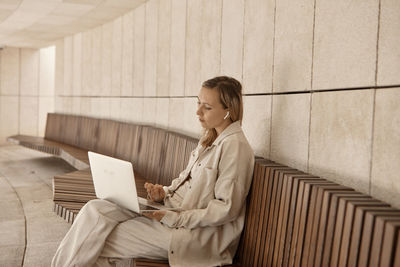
[51,199,172,267]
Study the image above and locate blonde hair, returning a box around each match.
[200,76,243,147]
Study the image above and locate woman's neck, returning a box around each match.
[215,120,232,136]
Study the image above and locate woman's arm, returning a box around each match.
[160,139,255,229]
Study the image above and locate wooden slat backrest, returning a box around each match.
[393,228,400,267]
[251,162,282,266]
[136,126,157,183]
[311,192,363,266]
[135,126,152,178]
[280,176,320,266]
[273,172,304,266]
[319,193,370,266]
[236,161,287,266]
[184,137,198,165]
[45,113,63,141]
[338,201,390,267]
[348,207,397,267]
[60,114,80,146]
[160,132,177,183]
[77,116,99,151]
[264,168,300,266]
[129,125,143,168]
[170,134,188,181]
[309,189,357,267]
[329,197,383,267]
[144,128,168,184]
[158,132,193,185]
[302,184,353,266]
[94,119,120,157]
[302,184,353,267]
[358,210,400,267]
[114,123,140,162]
[275,174,320,266]
[369,215,400,267]
[380,221,400,267]
[290,179,333,267]
[236,160,273,266]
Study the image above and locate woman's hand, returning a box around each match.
[143,210,166,222]
[144,182,166,203]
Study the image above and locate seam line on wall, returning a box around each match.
[183,0,188,96]
[37,50,40,136]
[310,0,317,90]
[269,0,277,159]
[369,89,377,195]
[154,0,160,97]
[369,0,382,195]
[219,0,223,76]
[165,0,172,98]
[307,0,318,172]
[56,83,400,98]
[141,4,146,97]
[18,49,21,135]
[374,0,382,86]
[240,0,245,82]
[119,16,123,97]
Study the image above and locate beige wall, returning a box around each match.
[0,46,55,143]
[40,0,400,208]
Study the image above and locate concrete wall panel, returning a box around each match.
[20,49,39,96]
[200,0,222,82]
[271,94,310,172]
[377,0,400,86]
[143,0,158,96]
[309,90,374,194]
[312,0,379,90]
[19,96,38,136]
[133,5,145,96]
[184,0,202,96]
[220,0,244,79]
[169,0,186,97]
[371,88,400,208]
[0,96,19,144]
[121,11,134,96]
[1,48,20,96]
[242,0,274,94]
[156,0,171,97]
[273,0,314,92]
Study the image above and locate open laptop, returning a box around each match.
[88,151,173,214]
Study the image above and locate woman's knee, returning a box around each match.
[81,199,118,215]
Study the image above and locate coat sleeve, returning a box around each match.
[161,138,255,229]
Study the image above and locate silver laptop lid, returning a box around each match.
[88,151,141,213]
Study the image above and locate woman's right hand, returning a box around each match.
[144,183,165,203]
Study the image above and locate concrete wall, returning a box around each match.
[0,46,55,143]
[54,0,399,208]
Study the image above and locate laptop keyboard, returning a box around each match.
[139,203,159,211]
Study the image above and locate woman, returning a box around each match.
[52,76,254,267]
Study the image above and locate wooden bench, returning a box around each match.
[8,113,400,267]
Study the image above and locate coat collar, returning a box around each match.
[211,120,242,146]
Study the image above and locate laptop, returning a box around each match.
[88,151,174,214]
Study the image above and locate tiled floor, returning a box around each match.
[0,145,75,267]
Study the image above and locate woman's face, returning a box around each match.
[196,87,231,135]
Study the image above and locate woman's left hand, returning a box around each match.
[143,210,166,222]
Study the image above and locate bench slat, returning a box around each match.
[303,184,353,267]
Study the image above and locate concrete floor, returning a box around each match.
[0,145,75,267]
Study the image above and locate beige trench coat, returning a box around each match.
[161,121,255,267]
